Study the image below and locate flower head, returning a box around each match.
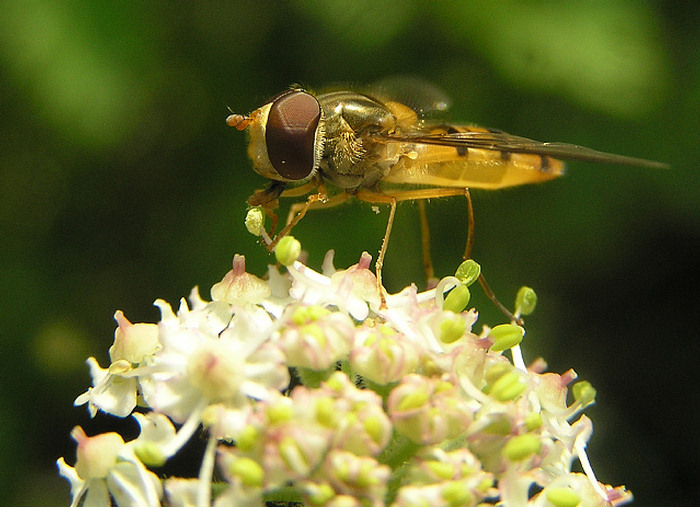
[60,243,632,507]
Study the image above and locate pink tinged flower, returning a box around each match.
[223,393,334,490]
[349,325,420,385]
[410,307,480,355]
[210,449,267,507]
[531,473,632,507]
[163,478,200,507]
[318,450,390,506]
[186,340,246,401]
[74,311,160,418]
[392,483,459,507]
[277,305,355,371]
[498,466,536,507]
[211,254,271,305]
[261,264,294,317]
[57,426,162,507]
[109,311,160,364]
[141,298,288,423]
[130,413,178,466]
[534,370,579,417]
[310,372,393,456]
[329,251,382,319]
[408,447,491,485]
[395,448,494,507]
[388,374,474,445]
[74,356,140,418]
[393,481,489,507]
[285,251,380,320]
[202,402,255,443]
[259,423,332,488]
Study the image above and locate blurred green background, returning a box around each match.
[1,1,698,506]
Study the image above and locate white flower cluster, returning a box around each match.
[58,247,632,507]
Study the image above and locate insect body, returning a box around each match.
[227,82,666,309]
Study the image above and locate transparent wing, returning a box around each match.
[366,76,452,116]
[382,128,669,169]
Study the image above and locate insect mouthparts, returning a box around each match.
[226,114,252,131]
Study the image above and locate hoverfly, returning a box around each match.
[227,79,667,312]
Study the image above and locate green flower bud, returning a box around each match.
[455,259,481,286]
[443,285,470,313]
[515,286,537,316]
[546,487,581,507]
[503,434,541,461]
[525,412,543,431]
[133,442,167,467]
[245,207,265,236]
[490,371,526,401]
[483,416,511,435]
[363,415,385,444]
[485,362,512,386]
[426,460,455,480]
[572,380,596,406]
[489,324,524,351]
[307,483,335,505]
[235,425,259,452]
[439,315,466,343]
[275,236,301,266]
[266,403,293,424]
[315,396,336,427]
[229,457,264,487]
[291,305,330,325]
[442,480,474,507]
[397,389,429,411]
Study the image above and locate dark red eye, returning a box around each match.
[265,90,321,180]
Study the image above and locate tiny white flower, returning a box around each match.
[57,426,162,507]
[74,311,158,417]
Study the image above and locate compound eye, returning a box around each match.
[265,90,321,180]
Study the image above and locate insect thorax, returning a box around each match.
[317,91,401,190]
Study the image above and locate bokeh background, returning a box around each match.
[1,1,698,506]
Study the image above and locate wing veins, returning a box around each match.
[381,131,669,169]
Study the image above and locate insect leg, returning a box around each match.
[355,187,467,307]
[284,179,329,225]
[375,197,397,309]
[268,191,351,251]
[463,188,475,261]
[462,190,523,326]
[417,200,437,286]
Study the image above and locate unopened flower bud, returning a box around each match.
[546,487,581,507]
[305,482,336,505]
[134,441,167,467]
[489,371,526,401]
[525,412,543,431]
[489,324,524,351]
[515,286,537,316]
[572,380,596,406]
[229,456,264,487]
[235,425,259,452]
[442,480,474,507]
[439,315,466,344]
[275,236,301,266]
[503,434,541,461]
[443,285,470,313]
[455,259,481,286]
